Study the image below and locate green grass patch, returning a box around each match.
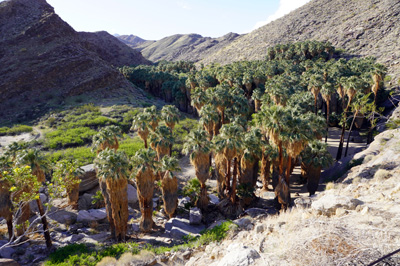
[46,146,95,167]
[45,221,234,266]
[0,124,33,136]
[119,136,145,158]
[172,117,199,155]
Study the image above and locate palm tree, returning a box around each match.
[144,105,159,131]
[308,73,324,114]
[94,148,129,241]
[190,87,208,113]
[92,125,122,153]
[15,149,52,247]
[183,128,212,210]
[159,156,180,218]
[161,105,180,131]
[239,128,262,205]
[300,141,333,195]
[251,87,264,112]
[53,160,83,209]
[213,123,244,204]
[131,112,151,148]
[320,82,336,142]
[131,148,158,232]
[208,84,231,125]
[371,63,387,103]
[199,104,220,140]
[150,125,174,161]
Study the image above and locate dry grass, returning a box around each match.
[374,169,392,181]
[96,256,117,266]
[257,208,400,266]
[363,154,375,163]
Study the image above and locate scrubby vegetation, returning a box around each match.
[0,124,33,136]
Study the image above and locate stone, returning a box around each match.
[132,223,140,232]
[0,258,20,266]
[294,197,313,209]
[48,209,77,224]
[233,217,252,228]
[127,184,138,205]
[178,197,191,208]
[209,194,220,205]
[78,193,95,210]
[182,250,192,260]
[189,207,202,225]
[165,218,205,239]
[79,164,98,193]
[311,194,363,216]
[244,208,267,218]
[361,206,369,215]
[335,208,348,216]
[255,224,265,233]
[207,220,227,230]
[64,233,85,243]
[216,243,260,266]
[77,208,107,223]
[0,246,15,259]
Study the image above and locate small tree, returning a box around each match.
[52,160,83,209]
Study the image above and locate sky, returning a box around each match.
[44,0,311,40]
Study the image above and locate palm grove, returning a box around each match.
[0,40,387,244]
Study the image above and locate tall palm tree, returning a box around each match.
[92,125,122,153]
[94,148,129,241]
[150,125,174,161]
[370,63,387,103]
[161,105,180,131]
[144,105,159,131]
[159,156,180,218]
[213,123,244,204]
[131,148,158,232]
[131,112,151,148]
[251,87,264,113]
[239,128,262,205]
[300,141,333,195]
[308,73,324,114]
[16,149,52,247]
[190,87,208,113]
[320,82,336,142]
[183,128,212,210]
[208,84,231,125]
[199,104,220,140]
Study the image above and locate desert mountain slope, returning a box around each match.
[117,34,150,48]
[0,0,146,124]
[200,0,400,81]
[119,32,240,62]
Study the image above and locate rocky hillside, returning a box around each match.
[79,31,151,67]
[117,34,151,48]
[0,0,148,124]
[200,0,400,83]
[118,32,240,62]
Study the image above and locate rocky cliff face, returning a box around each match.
[0,0,146,124]
[200,0,400,83]
[117,34,149,48]
[118,32,240,63]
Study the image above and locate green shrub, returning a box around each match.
[45,127,97,149]
[0,124,33,136]
[46,146,95,167]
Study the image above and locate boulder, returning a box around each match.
[178,197,191,208]
[48,209,77,224]
[311,194,363,216]
[79,164,98,193]
[77,208,107,223]
[78,193,95,210]
[0,259,20,266]
[0,246,15,259]
[216,243,260,266]
[165,218,205,239]
[208,194,220,205]
[243,208,268,218]
[189,207,202,225]
[294,197,313,209]
[127,184,138,205]
[233,217,252,229]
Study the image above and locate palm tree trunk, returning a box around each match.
[314,95,318,115]
[144,139,148,149]
[336,102,351,160]
[230,158,238,204]
[225,158,231,197]
[345,110,358,157]
[325,100,330,143]
[261,154,271,191]
[36,199,52,248]
[285,156,292,185]
[100,180,115,239]
[278,142,284,175]
[107,178,128,241]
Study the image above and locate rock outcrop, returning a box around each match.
[0,0,146,124]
